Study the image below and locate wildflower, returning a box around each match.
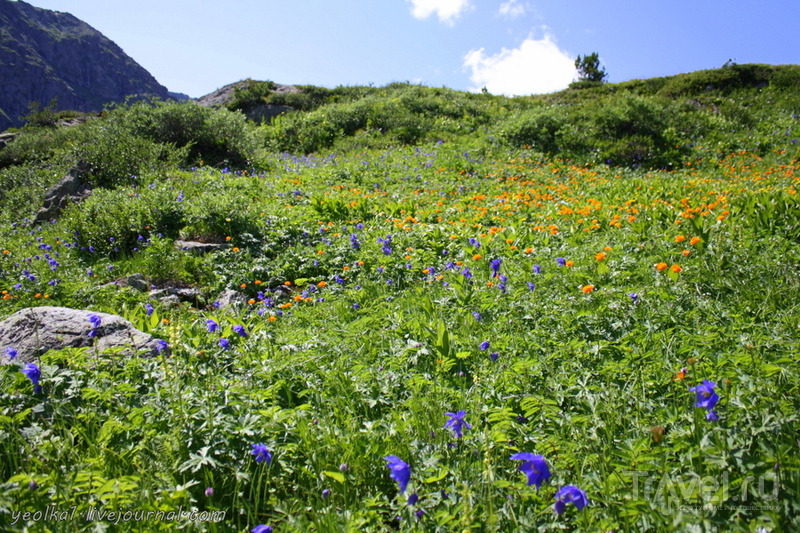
[655,262,668,271]
[233,324,248,337]
[339,463,349,472]
[444,410,472,439]
[629,292,639,303]
[473,254,482,261]
[554,485,588,514]
[556,257,566,267]
[251,443,272,464]
[322,488,331,498]
[490,352,499,362]
[219,338,230,350]
[689,380,719,410]
[510,453,551,490]
[581,284,595,293]
[675,235,686,243]
[595,252,606,261]
[706,410,719,421]
[565,260,574,267]
[205,487,214,497]
[145,303,154,316]
[155,340,168,354]
[671,264,682,273]
[206,319,219,333]
[533,264,542,274]
[472,312,482,321]
[407,492,419,506]
[384,455,411,493]
[690,236,702,245]
[527,281,535,291]
[479,341,490,351]
[21,362,41,386]
[251,526,273,533]
[674,367,688,381]
[5,347,17,360]
[87,313,102,329]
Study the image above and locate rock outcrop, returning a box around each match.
[32,165,93,225]
[0,0,172,131]
[0,306,166,364]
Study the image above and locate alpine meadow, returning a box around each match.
[1,63,799,532]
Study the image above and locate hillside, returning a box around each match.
[0,65,799,532]
[0,0,170,131]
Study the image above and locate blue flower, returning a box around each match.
[554,485,588,514]
[251,443,272,464]
[206,319,219,333]
[87,313,102,329]
[490,352,499,362]
[490,258,502,277]
[527,281,536,291]
[5,347,17,360]
[21,363,41,386]
[533,264,542,274]
[233,324,248,337]
[706,410,719,421]
[407,492,419,506]
[145,303,154,316]
[689,380,719,410]
[472,312,482,322]
[444,410,472,439]
[510,453,551,489]
[219,338,230,350]
[251,526,273,533]
[556,257,566,267]
[629,292,639,304]
[479,341,490,351]
[155,340,168,354]
[468,237,480,248]
[384,455,411,493]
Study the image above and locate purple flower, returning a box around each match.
[527,281,535,291]
[145,303,154,316]
[556,257,566,267]
[689,380,719,410]
[490,352,499,362]
[533,264,542,274]
[510,453,551,490]
[21,363,41,386]
[322,488,331,498]
[233,324,248,337]
[629,292,639,303]
[490,258,502,277]
[479,341,490,351]
[219,338,230,350]
[204,487,214,497]
[87,313,102,329]
[5,347,17,360]
[472,312,482,321]
[706,410,719,421]
[206,319,219,332]
[155,340,168,354]
[251,443,272,463]
[384,455,411,493]
[350,234,361,249]
[554,485,588,514]
[407,492,419,506]
[468,237,480,248]
[444,410,472,439]
[251,526,273,533]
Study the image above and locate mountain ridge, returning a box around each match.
[0,0,171,131]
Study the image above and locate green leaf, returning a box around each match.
[323,470,345,483]
[423,469,448,483]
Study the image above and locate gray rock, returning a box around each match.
[33,167,92,225]
[0,306,166,365]
[126,273,148,292]
[175,240,230,255]
[215,289,246,311]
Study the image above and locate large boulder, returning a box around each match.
[33,166,92,225]
[0,306,165,364]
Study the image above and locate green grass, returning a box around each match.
[0,65,799,532]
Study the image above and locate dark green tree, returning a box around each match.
[575,53,608,83]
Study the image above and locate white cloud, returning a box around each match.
[463,33,576,96]
[406,0,472,25]
[498,0,526,19]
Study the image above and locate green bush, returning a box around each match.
[226,79,277,114]
[61,184,185,256]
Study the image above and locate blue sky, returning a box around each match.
[21,0,800,98]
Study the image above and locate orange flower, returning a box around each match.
[343,266,350,271]
[232,247,240,252]
[317,281,328,288]
[284,281,292,286]
[674,367,687,381]
[34,293,41,298]
[255,280,262,285]
[248,299,256,305]
[565,260,574,267]
[268,315,277,321]
[225,236,232,242]
[317,250,325,254]
[604,246,613,252]
[671,264,682,273]
[524,247,533,254]
[162,318,169,324]
[681,249,691,256]
[655,262,668,271]
[473,254,482,261]
[240,283,247,289]
[581,284,595,293]
[675,235,686,243]
[595,252,606,261]
[690,236,702,245]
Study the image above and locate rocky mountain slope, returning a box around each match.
[0,0,170,131]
